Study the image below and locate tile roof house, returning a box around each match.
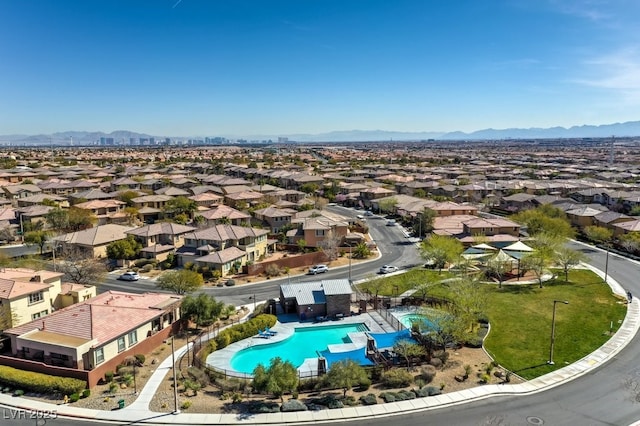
[0,268,96,330]
[197,204,251,226]
[126,222,195,262]
[55,224,137,259]
[252,206,297,232]
[178,224,272,274]
[2,290,181,388]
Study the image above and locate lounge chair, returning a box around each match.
[265,327,277,336]
[256,330,270,339]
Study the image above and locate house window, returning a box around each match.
[128,330,138,347]
[51,353,69,361]
[28,292,44,305]
[31,310,48,320]
[95,347,105,364]
[117,336,126,353]
[315,230,325,237]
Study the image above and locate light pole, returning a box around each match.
[393,285,399,308]
[548,300,569,365]
[604,243,610,283]
[133,356,137,395]
[168,337,180,414]
[249,294,256,311]
[348,244,352,283]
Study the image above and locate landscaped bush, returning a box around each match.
[429,357,443,368]
[69,393,80,403]
[13,389,24,396]
[379,392,397,403]
[381,368,413,388]
[356,377,371,391]
[82,389,91,398]
[213,314,276,350]
[0,366,86,395]
[104,371,114,383]
[265,264,282,278]
[396,389,416,400]
[417,365,437,383]
[281,399,307,412]
[248,401,280,413]
[424,386,442,396]
[134,354,146,365]
[142,263,154,273]
[359,393,378,405]
[180,400,192,410]
[308,394,344,409]
[414,387,430,397]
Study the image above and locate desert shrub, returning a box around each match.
[0,366,85,395]
[122,373,134,387]
[465,337,483,348]
[13,389,24,396]
[82,389,91,398]
[214,314,277,349]
[298,377,319,392]
[379,392,397,403]
[396,389,416,400]
[357,377,371,391]
[479,373,491,384]
[134,354,145,365]
[425,386,442,396]
[225,279,235,286]
[429,358,443,368]
[109,382,119,394]
[264,264,282,278]
[181,400,192,410]
[104,371,114,383]
[359,393,378,405]
[281,399,308,412]
[414,387,429,397]
[215,377,245,393]
[433,350,449,364]
[417,365,437,383]
[248,401,280,413]
[343,395,357,406]
[2,387,11,393]
[381,368,413,388]
[231,392,242,403]
[69,393,80,403]
[142,263,154,273]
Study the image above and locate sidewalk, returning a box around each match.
[1,272,638,425]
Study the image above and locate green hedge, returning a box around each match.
[0,366,86,395]
[214,314,277,350]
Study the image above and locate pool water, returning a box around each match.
[230,323,368,374]
[400,314,437,331]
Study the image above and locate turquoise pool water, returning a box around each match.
[230,323,368,374]
[399,313,437,331]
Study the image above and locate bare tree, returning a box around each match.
[56,245,107,285]
[318,231,342,261]
[0,304,20,331]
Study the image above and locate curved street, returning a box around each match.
[3,221,640,425]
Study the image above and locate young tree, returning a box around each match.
[393,339,426,369]
[449,277,488,331]
[180,293,225,328]
[156,269,204,294]
[425,309,467,352]
[320,359,369,397]
[511,205,574,238]
[583,225,614,246]
[24,230,50,254]
[252,357,298,402]
[318,232,341,261]
[485,256,513,289]
[378,197,398,214]
[414,207,436,238]
[106,235,142,261]
[351,242,371,259]
[555,246,587,282]
[419,234,464,273]
[521,251,551,288]
[163,196,198,220]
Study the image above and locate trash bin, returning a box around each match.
[118,399,125,409]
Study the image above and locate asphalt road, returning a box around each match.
[98,207,423,308]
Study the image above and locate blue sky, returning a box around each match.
[1,0,639,137]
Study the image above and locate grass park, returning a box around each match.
[359,268,628,380]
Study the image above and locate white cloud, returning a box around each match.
[574,47,640,102]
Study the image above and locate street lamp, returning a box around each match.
[393,285,399,308]
[348,244,352,283]
[166,337,180,414]
[249,294,256,311]
[548,300,569,365]
[604,243,610,283]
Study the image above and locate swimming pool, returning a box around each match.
[230,323,368,374]
[398,313,437,332]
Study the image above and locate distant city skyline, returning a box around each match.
[1,0,639,136]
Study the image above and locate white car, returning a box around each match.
[308,264,329,275]
[379,265,399,274]
[119,271,140,281]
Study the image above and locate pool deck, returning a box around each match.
[207,313,390,378]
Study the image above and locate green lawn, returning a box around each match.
[358,268,627,380]
[483,269,627,379]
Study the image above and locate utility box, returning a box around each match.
[118,399,125,409]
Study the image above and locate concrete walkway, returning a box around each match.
[1,271,638,425]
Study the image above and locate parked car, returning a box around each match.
[386,219,397,226]
[379,265,399,274]
[119,271,140,281]
[364,210,374,217]
[356,214,365,220]
[308,264,329,275]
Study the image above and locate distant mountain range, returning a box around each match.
[2,121,640,146]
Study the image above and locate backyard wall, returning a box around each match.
[246,251,328,276]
